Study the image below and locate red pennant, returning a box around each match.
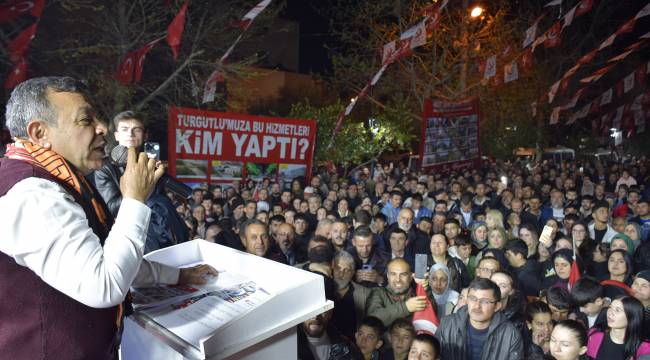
[637,65,647,88]
[166,0,190,60]
[521,48,534,72]
[0,0,44,23]
[590,100,600,114]
[412,283,439,336]
[568,259,581,291]
[545,21,562,48]
[616,18,636,35]
[616,81,624,98]
[560,78,570,94]
[7,22,38,63]
[575,0,593,17]
[114,50,138,85]
[577,49,597,65]
[134,38,162,82]
[4,57,28,88]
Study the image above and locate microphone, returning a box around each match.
[111,145,129,166]
[110,144,192,199]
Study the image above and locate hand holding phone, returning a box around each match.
[540,225,554,247]
[144,142,160,160]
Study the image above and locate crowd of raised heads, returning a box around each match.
[170,156,650,360]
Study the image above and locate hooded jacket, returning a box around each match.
[435,306,524,360]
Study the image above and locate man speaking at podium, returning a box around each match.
[0,77,215,359]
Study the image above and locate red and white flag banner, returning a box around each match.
[239,0,272,30]
[504,61,518,83]
[575,0,593,17]
[134,38,163,82]
[0,0,45,23]
[580,64,615,84]
[549,107,561,124]
[7,22,38,63]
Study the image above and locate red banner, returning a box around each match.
[168,107,316,184]
[420,98,481,172]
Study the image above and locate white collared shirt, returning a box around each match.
[0,177,179,308]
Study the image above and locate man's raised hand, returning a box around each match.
[119,146,165,203]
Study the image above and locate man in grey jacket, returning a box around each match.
[436,278,523,360]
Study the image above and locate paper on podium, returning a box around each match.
[130,240,333,359]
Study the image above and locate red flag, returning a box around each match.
[568,258,581,290]
[134,38,162,82]
[4,57,28,88]
[575,0,593,17]
[545,21,562,48]
[577,49,597,65]
[412,283,439,336]
[637,65,647,88]
[560,78,570,94]
[7,22,38,63]
[616,80,624,98]
[115,50,138,85]
[166,0,189,60]
[0,0,44,23]
[521,48,534,72]
[616,18,636,35]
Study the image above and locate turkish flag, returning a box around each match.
[7,22,38,63]
[0,0,45,23]
[4,56,28,88]
[575,0,593,17]
[115,50,138,84]
[412,283,439,336]
[166,0,189,60]
[567,258,581,291]
[134,38,162,82]
[545,21,562,48]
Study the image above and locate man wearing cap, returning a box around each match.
[505,239,542,298]
[588,200,618,244]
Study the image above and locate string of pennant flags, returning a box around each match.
[476,0,650,129]
[330,0,450,142]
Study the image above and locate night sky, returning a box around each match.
[283,0,333,74]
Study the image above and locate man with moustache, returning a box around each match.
[269,222,298,265]
[330,220,350,252]
[297,281,361,360]
[436,278,523,360]
[366,258,427,328]
[331,251,371,340]
[382,208,429,255]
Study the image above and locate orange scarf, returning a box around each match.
[5,139,109,226]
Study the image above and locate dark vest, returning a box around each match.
[0,158,119,360]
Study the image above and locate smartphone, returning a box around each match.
[361,264,373,271]
[540,225,554,247]
[144,142,160,160]
[500,176,508,187]
[414,253,428,279]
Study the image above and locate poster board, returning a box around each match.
[419,98,481,172]
[168,107,317,185]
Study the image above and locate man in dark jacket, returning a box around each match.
[505,240,542,298]
[95,110,146,217]
[436,278,523,360]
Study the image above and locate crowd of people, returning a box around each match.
[168,154,650,360]
[4,76,650,359]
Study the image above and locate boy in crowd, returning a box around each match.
[571,276,608,329]
[380,318,415,360]
[355,316,384,360]
[407,334,440,360]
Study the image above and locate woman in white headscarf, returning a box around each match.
[427,263,460,317]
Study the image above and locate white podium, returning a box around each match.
[121,240,334,360]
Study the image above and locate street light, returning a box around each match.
[470,6,484,18]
